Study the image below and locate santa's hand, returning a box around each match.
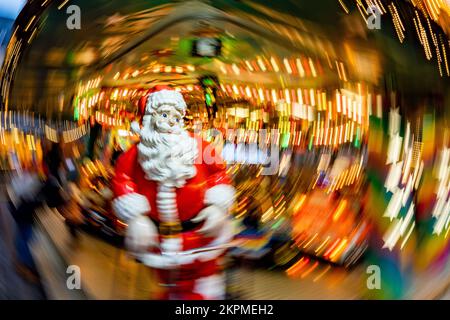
[112,192,151,222]
[125,215,158,253]
[192,205,228,235]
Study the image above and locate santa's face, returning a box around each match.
[138,102,197,187]
[153,104,184,135]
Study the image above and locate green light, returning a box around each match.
[354,127,361,148]
[178,38,193,56]
[281,132,290,148]
[74,97,79,121]
[205,93,212,106]
[202,78,215,86]
[309,135,314,150]
[271,217,285,230]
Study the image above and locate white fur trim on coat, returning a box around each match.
[136,218,235,269]
[112,192,151,222]
[204,184,236,211]
[160,237,183,253]
[194,274,225,300]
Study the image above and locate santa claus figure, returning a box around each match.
[111,85,235,300]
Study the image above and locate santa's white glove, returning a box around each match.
[192,205,228,236]
[125,215,159,253]
[112,192,151,222]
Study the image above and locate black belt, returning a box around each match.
[151,218,203,236]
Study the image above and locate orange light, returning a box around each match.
[297,89,303,105]
[271,89,278,103]
[313,265,331,282]
[258,88,265,101]
[245,60,254,72]
[116,219,128,227]
[284,89,291,103]
[270,57,280,72]
[323,238,341,258]
[283,58,293,74]
[232,64,240,75]
[309,89,315,106]
[293,194,307,213]
[301,261,319,279]
[329,238,348,261]
[303,233,318,249]
[245,86,252,98]
[333,200,347,221]
[315,236,330,254]
[257,57,267,71]
[309,58,317,77]
[286,257,310,277]
[220,65,227,74]
[296,58,305,77]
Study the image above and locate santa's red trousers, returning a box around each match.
[152,257,225,300]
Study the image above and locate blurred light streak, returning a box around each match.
[338,0,350,14]
[286,257,310,277]
[315,236,331,255]
[24,16,36,32]
[245,60,254,71]
[308,58,317,77]
[232,63,240,75]
[58,0,70,10]
[329,238,348,261]
[303,233,318,249]
[323,238,341,258]
[313,265,331,282]
[283,58,292,74]
[401,221,415,249]
[333,200,347,221]
[301,261,319,279]
[257,57,266,71]
[270,57,280,72]
[296,58,305,77]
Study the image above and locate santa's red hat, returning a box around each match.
[131,85,187,134]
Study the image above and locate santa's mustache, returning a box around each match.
[138,142,195,164]
[140,128,196,159]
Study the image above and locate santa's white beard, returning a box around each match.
[137,121,198,188]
